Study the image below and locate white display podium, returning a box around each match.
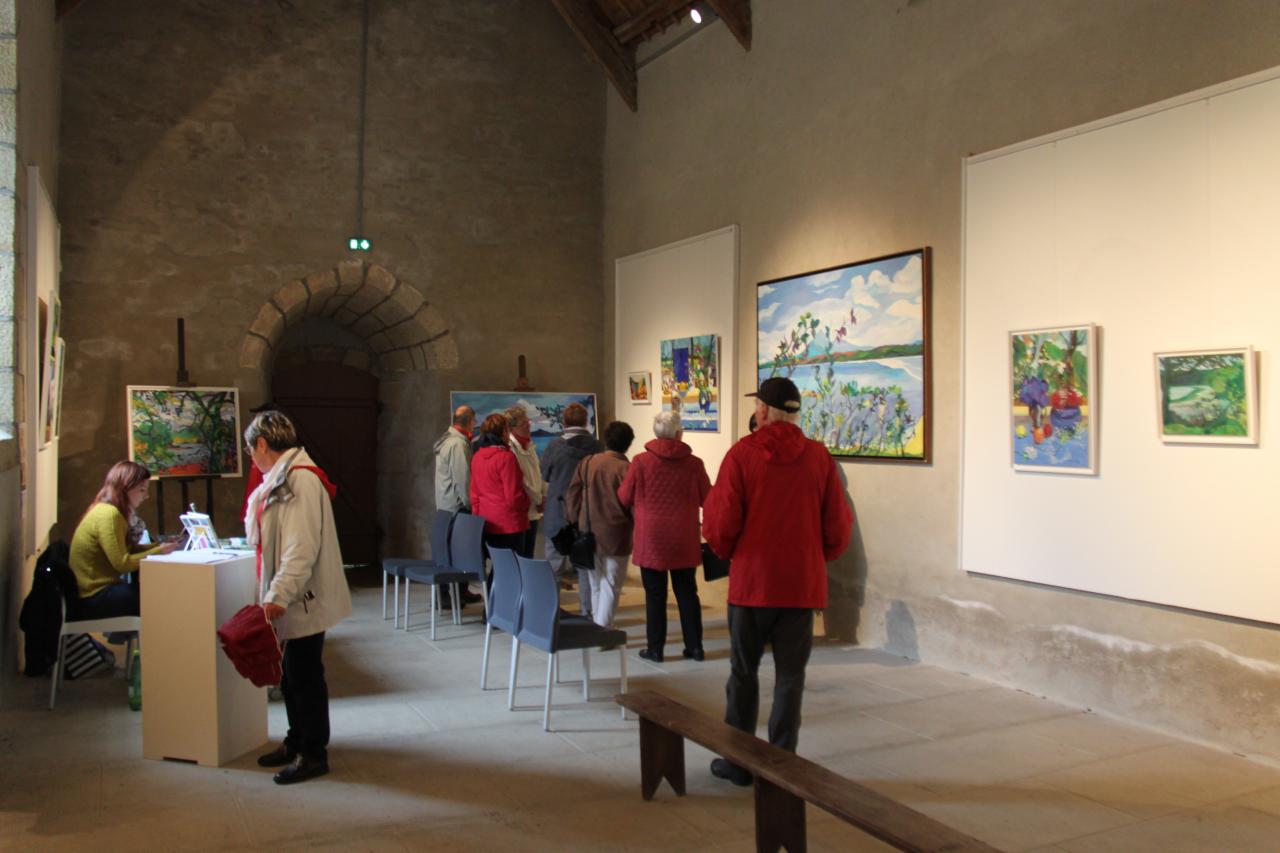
[140,549,267,766]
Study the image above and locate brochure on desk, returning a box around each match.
[144,549,254,565]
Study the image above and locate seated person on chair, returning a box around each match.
[69,461,180,619]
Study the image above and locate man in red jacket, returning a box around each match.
[702,377,853,786]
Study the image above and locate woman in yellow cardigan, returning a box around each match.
[69,461,179,619]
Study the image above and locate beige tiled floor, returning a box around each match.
[3,574,1280,852]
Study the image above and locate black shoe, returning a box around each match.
[638,648,663,663]
[710,757,752,787]
[257,744,294,768]
[682,648,705,662]
[273,755,329,785]
[459,588,483,606]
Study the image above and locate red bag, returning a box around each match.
[217,604,283,688]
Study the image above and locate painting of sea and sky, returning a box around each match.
[660,335,720,431]
[450,391,597,456]
[1154,348,1256,445]
[128,386,243,477]
[1009,325,1097,474]
[757,248,931,460]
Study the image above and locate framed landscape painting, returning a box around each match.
[1154,347,1257,444]
[1009,324,1097,474]
[450,391,597,456]
[128,386,243,478]
[660,335,720,431]
[757,248,931,460]
[627,371,652,404]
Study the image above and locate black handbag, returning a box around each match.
[701,542,730,582]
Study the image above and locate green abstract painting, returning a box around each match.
[127,386,243,477]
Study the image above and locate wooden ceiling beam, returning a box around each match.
[55,0,89,21]
[551,0,639,112]
[612,0,692,45]
[705,0,751,50]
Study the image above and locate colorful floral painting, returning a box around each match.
[127,386,243,478]
[450,391,597,456]
[1010,325,1096,474]
[1154,348,1256,444]
[628,371,651,404]
[660,335,720,431]
[757,248,931,460]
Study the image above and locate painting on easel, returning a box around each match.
[127,386,243,477]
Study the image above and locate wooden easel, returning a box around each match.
[153,318,219,536]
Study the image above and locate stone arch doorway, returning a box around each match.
[238,260,461,564]
[238,260,459,374]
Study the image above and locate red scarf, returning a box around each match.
[514,433,532,449]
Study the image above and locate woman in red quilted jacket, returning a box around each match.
[469,413,531,555]
[618,410,711,662]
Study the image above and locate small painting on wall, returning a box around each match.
[450,391,597,456]
[627,371,652,404]
[757,248,931,460]
[1154,347,1257,444]
[1010,324,1097,474]
[660,335,720,431]
[128,386,243,477]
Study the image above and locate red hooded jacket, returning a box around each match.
[703,421,853,608]
[617,438,711,570]
[470,445,531,535]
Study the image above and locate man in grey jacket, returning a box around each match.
[539,403,603,618]
[434,406,475,513]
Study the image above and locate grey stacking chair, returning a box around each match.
[513,555,627,732]
[482,546,523,707]
[405,512,488,638]
[382,509,454,628]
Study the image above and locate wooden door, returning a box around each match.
[271,363,380,568]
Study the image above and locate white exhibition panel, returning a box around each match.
[615,225,738,482]
[961,69,1280,624]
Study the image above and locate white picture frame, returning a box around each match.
[1153,346,1258,445]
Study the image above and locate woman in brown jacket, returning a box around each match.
[566,421,635,627]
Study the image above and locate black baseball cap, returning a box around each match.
[747,377,802,412]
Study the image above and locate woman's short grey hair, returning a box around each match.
[653,410,683,440]
[244,410,299,453]
[504,405,529,430]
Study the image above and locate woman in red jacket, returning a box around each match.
[469,413,530,554]
[618,410,711,662]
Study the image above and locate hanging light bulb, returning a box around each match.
[690,6,702,24]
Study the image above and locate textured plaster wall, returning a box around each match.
[602,0,1280,760]
[57,1,603,556]
[2,0,58,674]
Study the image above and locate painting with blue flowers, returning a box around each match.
[1010,324,1097,474]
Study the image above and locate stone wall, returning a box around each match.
[2,0,59,674]
[601,0,1280,759]
[57,1,603,556]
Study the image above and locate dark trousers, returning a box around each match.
[77,579,140,619]
[517,520,539,559]
[639,567,702,654]
[281,631,330,762]
[724,605,814,753]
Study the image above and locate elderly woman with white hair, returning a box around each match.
[617,409,712,662]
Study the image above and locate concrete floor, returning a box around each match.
[4,576,1280,852]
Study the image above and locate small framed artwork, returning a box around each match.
[1010,324,1097,474]
[1154,347,1257,445]
[627,371,652,404]
[660,334,720,431]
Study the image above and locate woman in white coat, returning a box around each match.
[244,410,352,785]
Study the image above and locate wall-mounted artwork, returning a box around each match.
[660,335,720,431]
[1154,347,1257,444]
[627,371,651,404]
[757,248,931,460]
[44,338,64,444]
[1010,324,1097,474]
[127,386,243,478]
[450,391,597,456]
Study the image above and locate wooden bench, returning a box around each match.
[615,690,1001,853]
